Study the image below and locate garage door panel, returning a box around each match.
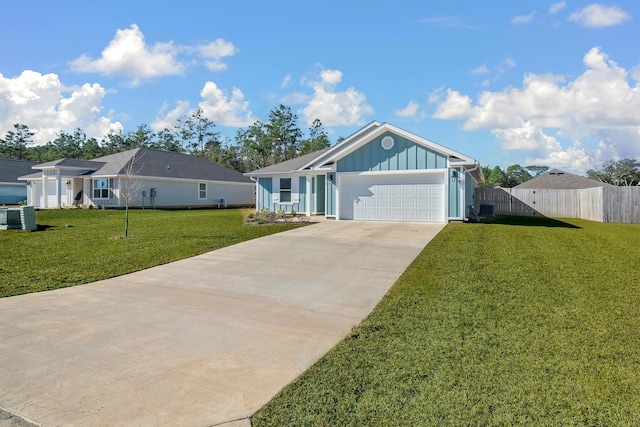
[340,174,445,222]
[403,199,416,209]
[390,198,403,209]
[416,186,429,196]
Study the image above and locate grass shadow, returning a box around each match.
[475,215,581,228]
[35,224,57,231]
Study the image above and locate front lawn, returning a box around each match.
[252,216,640,426]
[0,208,303,298]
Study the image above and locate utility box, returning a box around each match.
[0,207,37,231]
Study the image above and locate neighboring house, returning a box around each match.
[0,159,39,205]
[514,169,613,189]
[245,121,484,222]
[19,148,254,209]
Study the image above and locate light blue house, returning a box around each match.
[246,121,484,222]
[0,159,39,205]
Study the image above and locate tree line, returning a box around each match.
[0,104,331,173]
[479,165,549,188]
[481,160,640,188]
[587,159,640,186]
[4,107,637,186]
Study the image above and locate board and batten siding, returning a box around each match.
[337,132,447,173]
[257,176,307,213]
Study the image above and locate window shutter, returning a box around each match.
[109,178,114,199]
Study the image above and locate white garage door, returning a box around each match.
[340,174,445,222]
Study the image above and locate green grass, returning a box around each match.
[0,208,303,297]
[252,216,640,426]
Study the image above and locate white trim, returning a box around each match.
[304,176,311,216]
[241,170,316,177]
[338,168,448,177]
[302,122,478,171]
[198,182,207,200]
[335,173,341,220]
[326,172,337,219]
[35,165,100,172]
[337,170,448,222]
[90,173,254,186]
[21,173,254,188]
[297,121,382,170]
[92,178,112,200]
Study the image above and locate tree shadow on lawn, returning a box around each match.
[476,215,581,228]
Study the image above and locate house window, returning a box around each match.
[198,183,207,199]
[92,179,111,199]
[279,178,291,203]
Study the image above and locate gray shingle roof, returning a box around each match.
[0,159,39,183]
[515,169,613,189]
[246,148,331,175]
[33,158,104,169]
[93,148,252,183]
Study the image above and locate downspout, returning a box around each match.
[466,162,482,183]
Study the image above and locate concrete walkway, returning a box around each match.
[0,221,445,427]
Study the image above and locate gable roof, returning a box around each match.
[0,159,39,183]
[245,121,484,183]
[307,121,479,170]
[92,148,252,183]
[515,169,613,189]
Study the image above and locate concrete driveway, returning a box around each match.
[0,220,444,427]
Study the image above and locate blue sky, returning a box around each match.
[1,1,638,173]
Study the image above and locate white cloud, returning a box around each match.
[70,24,237,85]
[198,82,254,127]
[281,74,292,88]
[512,11,536,24]
[427,86,445,104]
[151,100,191,132]
[549,1,567,15]
[471,58,517,87]
[503,58,517,69]
[471,64,490,75]
[301,68,374,127]
[432,47,640,173]
[394,100,420,118]
[196,39,237,72]
[433,89,473,119]
[70,24,184,86]
[0,70,122,145]
[568,4,631,28]
[492,121,561,152]
[151,82,254,130]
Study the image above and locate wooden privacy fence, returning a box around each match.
[475,187,640,223]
